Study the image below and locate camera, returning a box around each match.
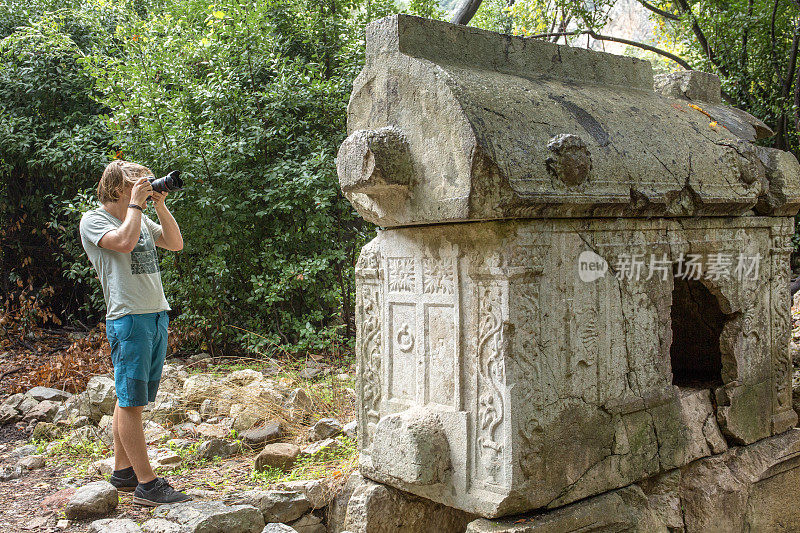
[147,170,184,193]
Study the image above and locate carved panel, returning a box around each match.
[474,279,507,489]
[770,223,794,429]
[356,246,383,445]
[425,304,456,406]
[389,303,417,402]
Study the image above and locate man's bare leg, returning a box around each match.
[116,405,156,483]
[112,403,132,471]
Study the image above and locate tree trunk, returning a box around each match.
[451,0,483,25]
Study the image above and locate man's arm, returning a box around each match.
[98,178,152,253]
[151,191,183,251]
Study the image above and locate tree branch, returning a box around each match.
[637,0,680,21]
[529,29,695,71]
[674,0,729,76]
[771,0,783,80]
[451,0,483,25]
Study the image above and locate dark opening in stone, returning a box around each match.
[670,277,725,387]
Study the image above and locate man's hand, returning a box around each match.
[150,190,168,209]
[131,178,153,208]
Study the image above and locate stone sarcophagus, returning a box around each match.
[338,15,800,519]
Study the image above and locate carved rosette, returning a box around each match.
[769,221,797,432]
[356,247,383,445]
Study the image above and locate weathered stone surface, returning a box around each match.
[300,438,338,458]
[184,375,223,406]
[224,490,310,524]
[32,421,62,441]
[274,479,334,510]
[343,474,474,533]
[223,369,264,386]
[9,443,37,458]
[327,472,362,533]
[64,481,118,519]
[653,69,722,103]
[289,512,325,533]
[149,391,184,424]
[309,418,342,440]
[371,407,450,486]
[242,421,283,448]
[262,525,298,533]
[339,15,800,226]
[23,399,59,422]
[18,454,46,470]
[285,389,313,421]
[85,377,116,420]
[342,421,357,441]
[88,518,143,533]
[255,443,301,472]
[0,465,23,481]
[464,428,800,532]
[0,403,20,424]
[141,518,183,533]
[196,438,240,460]
[27,386,73,403]
[152,501,265,533]
[16,394,39,417]
[354,217,799,517]
[342,11,800,523]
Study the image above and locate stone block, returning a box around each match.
[354,217,796,517]
[339,15,800,226]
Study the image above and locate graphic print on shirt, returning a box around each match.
[131,228,159,275]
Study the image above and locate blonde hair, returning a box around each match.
[98,160,154,203]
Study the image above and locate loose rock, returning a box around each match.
[152,501,265,533]
[18,454,46,470]
[309,418,342,440]
[262,525,298,533]
[0,465,23,481]
[225,490,310,523]
[141,518,183,533]
[27,386,73,402]
[241,421,283,449]
[32,421,63,441]
[9,443,37,458]
[64,481,118,519]
[342,421,357,441]
[88,518,143,533]
[86,377,117,418]
[275,479,333,510]
[289,513,325,533]
[23,399,59,422]
[254,443,301,472]
[300,438,338,458]
[196,438,240,460]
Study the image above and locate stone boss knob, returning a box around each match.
[545,133,592,186]
[337,126,414,196]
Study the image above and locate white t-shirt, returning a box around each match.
[79,207,171,320]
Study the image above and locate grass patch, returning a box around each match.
[250,435,358,486]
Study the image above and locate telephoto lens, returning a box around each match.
[148,170,183,193]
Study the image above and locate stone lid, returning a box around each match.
[337,15,800,227]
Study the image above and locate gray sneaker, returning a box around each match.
[132,477,192,507]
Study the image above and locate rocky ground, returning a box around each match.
[0,349,357,533]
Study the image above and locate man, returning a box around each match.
[79,160,191,506]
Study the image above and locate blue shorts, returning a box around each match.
[105,311,169,407]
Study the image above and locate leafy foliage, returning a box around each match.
[0,2,114,324]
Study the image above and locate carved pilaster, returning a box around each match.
[769,220,798,433]
[355,246,383,447]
